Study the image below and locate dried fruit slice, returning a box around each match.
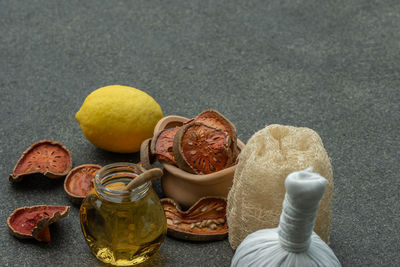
[151,127,180,165]
[9,140,72,182]
[161,197,228,241]
[7,205,70,242]
[64,164,101,204]
[140,138,155,170]
[173,122,232,174]
[189,110,238,163]
[190,110,237,142]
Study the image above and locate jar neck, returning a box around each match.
[94,162,150,203]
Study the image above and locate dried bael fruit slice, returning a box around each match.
[140,138,155,170]
[173,122,232,174]
[161,197,228,241]
[190,110,237,143]
[7,205,70,242]
[151,127,180,165]
[190,109,238,158]
[9,140,72,182]
[64,164,101,204]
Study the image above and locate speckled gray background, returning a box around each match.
[0,0,399,266]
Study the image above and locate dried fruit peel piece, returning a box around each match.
[7,205,70,242]
[161,197,228,241]
[151,127,180,165]
[173,122,232,174]
[140,138,155,170]
[35,225,51,242]
[9,140,73,182]
[190,109,239,161]
[64,164,101,204]
[191,110,237,143]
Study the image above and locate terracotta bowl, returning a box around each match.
[153,115,244,208]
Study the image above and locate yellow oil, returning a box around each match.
[80,180,167,266]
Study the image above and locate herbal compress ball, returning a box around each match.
[231,168,340,267]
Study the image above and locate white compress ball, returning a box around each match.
[231,168,341,267]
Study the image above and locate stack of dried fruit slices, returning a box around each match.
[141,109,240,175]
[141,110,240,241]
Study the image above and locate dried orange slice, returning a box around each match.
[151,127,180,165]
[7,205,70,242]
[173,122,232,174]
[9,140,73,182]
[64,164,101,204]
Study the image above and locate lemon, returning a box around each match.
[76,85,163,153]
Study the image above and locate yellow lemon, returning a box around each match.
[76,85,163,153]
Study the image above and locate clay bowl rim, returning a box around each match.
[154,115,243,185]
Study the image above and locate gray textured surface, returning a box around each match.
[0,0,399,266]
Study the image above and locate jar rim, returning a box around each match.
[94,162,150,200]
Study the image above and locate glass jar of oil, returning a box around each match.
[80,163,167,266]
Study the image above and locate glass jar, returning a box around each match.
[80,163,167,266]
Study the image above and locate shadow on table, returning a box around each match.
[9,173,65,191]
[92,147,141,164]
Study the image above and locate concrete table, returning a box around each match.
[0,1,398,266]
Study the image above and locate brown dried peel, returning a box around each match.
[7,205,70,242]
[173,122,232,174]
[140,138,155,170]
[161,197,228,241]
[190,110,237,145]
[9,140,72,182]
[151,127,180,165]
[188,109,239,163]
[64,164,101,204]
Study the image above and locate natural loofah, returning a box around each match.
[227,124,333,249]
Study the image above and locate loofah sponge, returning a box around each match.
[227,124,333,249]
